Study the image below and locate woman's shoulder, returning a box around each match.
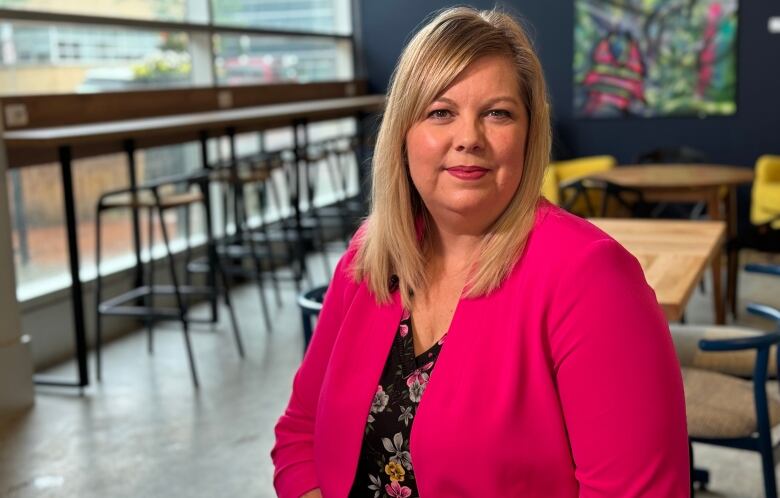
[520,200,639,279]
[532,199,616,249]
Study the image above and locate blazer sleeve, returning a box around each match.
[271,249,357,498]
[547,238,689,497]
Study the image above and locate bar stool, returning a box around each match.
[94,171,244,387]
[239,151,313,292]
[322,135,367,236]
[292,137,366,267]
[302,140,354,245]
[285,140,359,277]
[188,152,292,326]
[261,147,331,281]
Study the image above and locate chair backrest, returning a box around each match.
[751,155,780,228]
[553,155,616,181]
[561,179,649,218]
[544,155,616,213]
[541,167,559,204]
[670,324,779,379]
[635,146,709,164]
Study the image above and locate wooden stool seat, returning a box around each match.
[101,190,203,209]
[210,168,271,184]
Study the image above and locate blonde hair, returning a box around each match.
[353,6,552,306]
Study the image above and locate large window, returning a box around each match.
[0,22,193,94]
[213,34,352,85]
[1,0,356,300]
[0,0,190,23]
[211,0,351,35]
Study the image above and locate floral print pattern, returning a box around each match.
[385,480,413,498]
[348,310,446,498]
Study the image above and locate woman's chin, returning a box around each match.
[428,200,505,229]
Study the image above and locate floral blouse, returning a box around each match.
[348,309,446,498]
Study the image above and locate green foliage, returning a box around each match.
[132,50,191,82]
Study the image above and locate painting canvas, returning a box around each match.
[574,0,738,118]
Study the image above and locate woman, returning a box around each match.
[272,7,688,497]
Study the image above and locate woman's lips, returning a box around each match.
[445,166,489,180]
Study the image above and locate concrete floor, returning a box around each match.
[2,249,780,498]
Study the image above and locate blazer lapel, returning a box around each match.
[316,284,402,497]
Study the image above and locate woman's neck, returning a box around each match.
[426,220,483,277]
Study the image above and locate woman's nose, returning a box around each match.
[454,118,485,153]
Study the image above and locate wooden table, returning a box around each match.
[591,218,726,323]
[587,164,753,324]
[1,94,385,388]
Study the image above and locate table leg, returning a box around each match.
[199,131,219,323]
[707,190,725,324]
[226,128,242,235]
[291,119,309,282]
[292,119,304,231]
[123,139,143,291]
[35,145,89,387]
[724,186,740,317]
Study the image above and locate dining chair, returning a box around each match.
[634,145,710,219]
[727,155,780,317]
[541,155,616,214]
[635,145,709,165]
[671,266,780,497]
[559,178,652,218]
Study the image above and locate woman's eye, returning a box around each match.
[487,109,512,119]
[428,109,452,119]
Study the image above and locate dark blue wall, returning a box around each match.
[358,0,780,166]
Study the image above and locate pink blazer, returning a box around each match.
[272,201,689,497]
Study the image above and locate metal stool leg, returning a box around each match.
[95,205,104,381]
[197,174,243,354]
[217,254,244,358]
[237,189,272,333]
[304,153,332,277]
[146,206,155,354]
[182,202,192,314]
[268,170,304,292]
[325,147,351,244]
[255,180,282,307]
[156,194,199,387]
[285,152,313,288]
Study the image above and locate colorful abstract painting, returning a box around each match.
[574,0,738,118]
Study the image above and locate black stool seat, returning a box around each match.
[100,190,203,209]
[210,167,272,185]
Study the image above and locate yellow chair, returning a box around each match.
[542,155,617,215]
[727,155,780,317]
[751,155,780,230]
[541,167,559,204]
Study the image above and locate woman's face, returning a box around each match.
[405,55,529,232]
